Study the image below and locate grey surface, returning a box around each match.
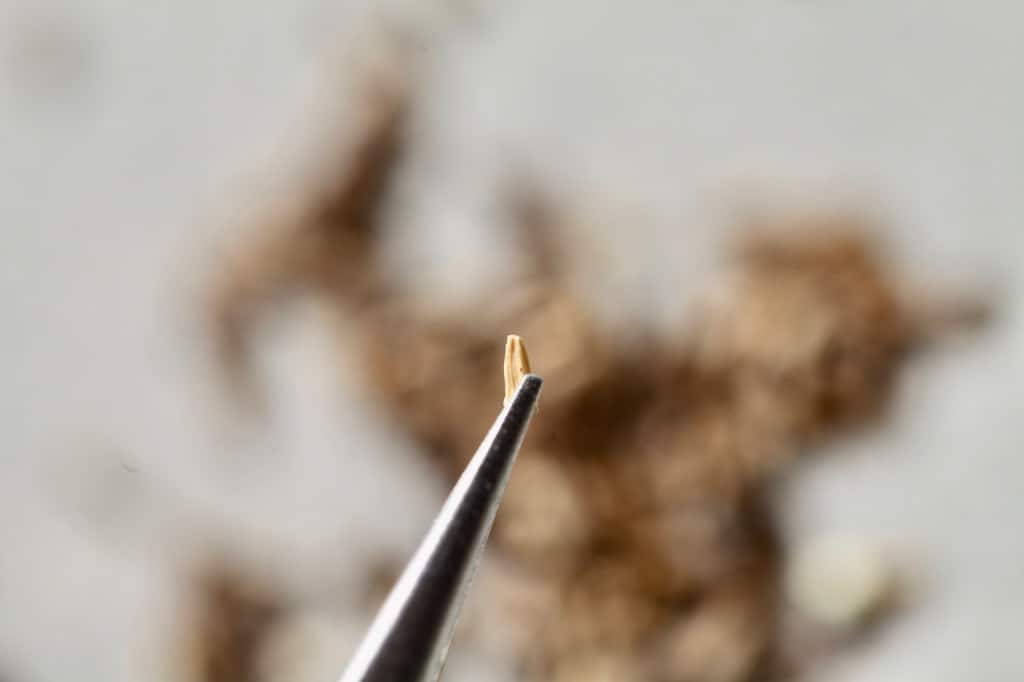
[1,1,1022,681]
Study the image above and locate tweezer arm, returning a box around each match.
[340,374,543,682]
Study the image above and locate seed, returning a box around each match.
[504,334,532,406]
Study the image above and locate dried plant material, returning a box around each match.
[204,74,988,680]
[179,560,288,682]
[547,650,647,682]
[504,334,532,406]
[205,56,410,407]
[655,569,776,682]
[494,454,589,567]
[472,561,564,657]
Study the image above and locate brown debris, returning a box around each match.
[205,63,409,406]
[201,65,986,682]
[181,560,288,682]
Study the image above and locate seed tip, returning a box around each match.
[503,335,532,406]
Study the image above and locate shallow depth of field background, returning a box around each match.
[2,1,1023,681]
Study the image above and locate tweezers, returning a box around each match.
[340,374,544,682]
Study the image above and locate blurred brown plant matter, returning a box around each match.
[181,560,288,682]
[202,59,986,682]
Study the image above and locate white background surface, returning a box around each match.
[1,1,1022,680]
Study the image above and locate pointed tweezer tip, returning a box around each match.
[508,373,543,418]
[340,373,542,682]
[489,373,542,464]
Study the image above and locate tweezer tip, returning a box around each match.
[340,371,543,682]
[517,373,543,398]
[502,374,542,430]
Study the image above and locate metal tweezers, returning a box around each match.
[340,374,544,682]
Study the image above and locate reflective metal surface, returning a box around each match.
[340,374,543,682]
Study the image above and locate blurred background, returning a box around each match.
[1,1,1022,681]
